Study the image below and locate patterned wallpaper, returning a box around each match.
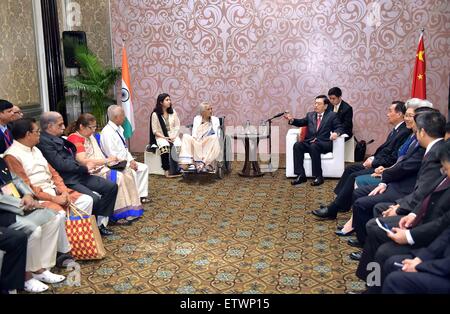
[0,0,40,107]
[66,0,113,67]
[110,0,450,153]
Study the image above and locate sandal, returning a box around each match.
[32,270,65,284]
[140,197,151,204]
[24,278,49,293]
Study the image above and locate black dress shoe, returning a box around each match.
[99,225,114,236]
[350,251,362,261]
[335,229,355,236]
[291,175,307,185]
[310,177,324,186]
[338,207,351,213]
[312,207,336,219]
[347,238,362,248]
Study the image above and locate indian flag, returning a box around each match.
[121,46,135,139]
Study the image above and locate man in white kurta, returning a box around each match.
[101,105,149,201]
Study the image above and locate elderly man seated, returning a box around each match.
[179,102,221,173]
[101,105,150,204]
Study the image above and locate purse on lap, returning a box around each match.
[107,160,127,171]
[65,204,106,260]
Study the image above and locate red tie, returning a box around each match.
[316,114,322,130]
[3,129,12,147]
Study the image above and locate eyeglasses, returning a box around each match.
[13,111,23,115]
[31,129,41,134]
[87,125,98,130]
[405,113,415,118]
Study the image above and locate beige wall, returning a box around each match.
[0,0,40,107]
[61,0,112,67]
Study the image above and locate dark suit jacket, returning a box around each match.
[380,139,425,195]
[0,158,19,227]
[407,175,450,247]
[326,100,353,140]
[37,131,89,185]
[290,111,344,144]
[371,122,411,168]
[411,227,450,277]
[396,139,446,213]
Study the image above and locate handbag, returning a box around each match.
[354,137,374,162]
[107,160,127,171]
[65,204,106,260]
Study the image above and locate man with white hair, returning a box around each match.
[101,105,149,204]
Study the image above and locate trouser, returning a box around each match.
[0,227,27,291]
[293,140,332,178]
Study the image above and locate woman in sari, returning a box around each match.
[179,102,221,172]
[66,114,143,225]
[148,93,182,178]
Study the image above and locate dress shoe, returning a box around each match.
[312,207,336,220]
[347,238,362,248]
[99,225,114,236]
[310,177,324,186]
[335,228,355,236]
[291,175,307,185]
[349,251,362,261]
[338,207,351,213]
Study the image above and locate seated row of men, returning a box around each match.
[309,97,450,293]
[0,100,150,293]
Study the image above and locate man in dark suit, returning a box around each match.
[284,95,344,186]
[350,110,445,252]
[36,112,118,236]
[327,87,353,141]
[0,99,15,154]
[0,227,27,294]
[312,101,410,219]
[353,113,448,292]
[382,226,450,294]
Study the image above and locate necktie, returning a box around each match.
[316,114,322,131]
[410,177,450,228]
[3,128,12,147]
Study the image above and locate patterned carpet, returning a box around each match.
[49,159,366,294]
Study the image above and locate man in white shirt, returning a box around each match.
[101,105,149,203]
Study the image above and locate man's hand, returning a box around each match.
[369,184,387,196]
[21,194,36,210]
[363,158,373,168]
[86,161,96,171]
[399,214,416,229]
[329,132,339,141]
[53,194,69,207]
[371,172,381,178]
[130,160,138,171]
[401,257,422,272]
[374,166,385,174]
[283,113,293,121]
[387,227,408,244]
[382,204,399,217]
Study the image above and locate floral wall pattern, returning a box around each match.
[0,0,40,107]
[110,0,450,153]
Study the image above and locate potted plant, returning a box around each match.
[65,44,121,127]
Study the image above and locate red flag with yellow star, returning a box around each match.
[411,32,426,99]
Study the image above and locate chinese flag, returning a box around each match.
[411,32,426,99]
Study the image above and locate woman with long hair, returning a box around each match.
[148,93,182,177]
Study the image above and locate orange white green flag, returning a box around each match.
[121,45,135,139]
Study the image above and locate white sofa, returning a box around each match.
[344,135,355,162]
[144,149,165,175]
[286,128,346,178]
